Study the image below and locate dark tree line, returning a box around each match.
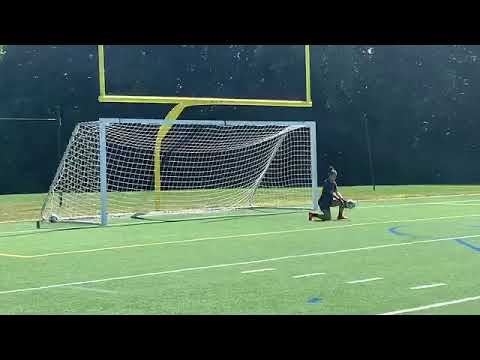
[1,45,479,195]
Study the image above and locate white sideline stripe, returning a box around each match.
[448,203,480,206]
[67,286,118,294]
[4,213,480,259]
[359,199,480,209]
[0,227,90,236]
[0,218,37,224]
[1,233,480,296]
[347,277,383,284]
[292,272,326,278]
[359,193,480,203]
[0,252,29,258]
[410,283,447,290]
[241,268,275,274]
[380,295,480,315]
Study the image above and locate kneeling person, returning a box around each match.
[309,166,348,221]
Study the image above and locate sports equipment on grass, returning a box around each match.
[41,119,318,225]
[345,200,356,209]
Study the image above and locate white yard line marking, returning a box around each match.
[410,283,447,290]
[67,286,118,294]
[359,199,480,209]
[0,219,37,224]
[241,268,276,274]
[347,277,383,284]
[448,203,480,206]
[1,233,480,296]
[0,227,94,237]
[0,252,29,258]
[3,213,480,259]
[380,295,480,315]
[359,193,480,202]
[292,272,326,279]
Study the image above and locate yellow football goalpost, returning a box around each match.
[97,45,313,210]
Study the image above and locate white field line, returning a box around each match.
[292,272,326,279]
[0,219,37,224]
[1,233,480,296]
[359,193,480,203]
[3,213,480,259]
[0,226,96,237]
[448,203,480,206]
[67,286,118,294]
[410,283,447,290]
[347,277,383,284]
[359,199,480,209]
[241,268,275,274]
[0,252,29,258]
[380,295,480,315]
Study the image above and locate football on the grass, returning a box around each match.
[49,214,60,223]
[346,200,356,209]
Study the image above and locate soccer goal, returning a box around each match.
[40,119,318,225]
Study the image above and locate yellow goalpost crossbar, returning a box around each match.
[98,45,312,108]
[97,45,313,210]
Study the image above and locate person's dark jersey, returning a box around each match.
[319,178,337,210]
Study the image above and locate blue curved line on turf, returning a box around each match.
[455,239,480,253]
[307,297,322,304]
[388,226,422,238]
[388,225,432,240]
[388,226,411,237]
[389,226,480,252]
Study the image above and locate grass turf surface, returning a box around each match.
[1,185,480,314]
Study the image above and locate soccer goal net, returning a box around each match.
[40,119,318,225]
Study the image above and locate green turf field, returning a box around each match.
[1,185,480,314]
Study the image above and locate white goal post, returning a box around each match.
[40,118,319,225]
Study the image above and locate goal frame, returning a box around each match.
[97,45,313,108]
[97,118,319,225]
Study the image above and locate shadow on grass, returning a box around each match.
[0,208,305,239]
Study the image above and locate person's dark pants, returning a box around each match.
[318,199,344,220]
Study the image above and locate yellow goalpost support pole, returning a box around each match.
[97,45,313,212]
[153,103,188,210]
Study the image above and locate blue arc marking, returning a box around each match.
[388,226,426,239]
[307,297,322,304]
[455,239,480,253]
[388,226,414,237]
[388,225,480,253]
